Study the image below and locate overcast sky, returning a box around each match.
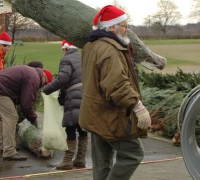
[78,0,195,25]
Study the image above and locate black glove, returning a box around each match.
[31,119,38,127]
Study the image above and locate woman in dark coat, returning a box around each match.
[42,40,88,170]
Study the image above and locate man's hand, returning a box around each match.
[132,100,151,129]
[31,119,38,127]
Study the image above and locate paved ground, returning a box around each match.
[0,159,192,180]
[0,112,194,180]
[1,58,199,179]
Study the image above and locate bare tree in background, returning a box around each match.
[189,0,200,22]
[95,6,101,12]
[0,8,34,42]
[112,0,132,24]
[143,0,182,38]
[144,15,152,28]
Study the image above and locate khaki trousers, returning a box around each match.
[91,134,144,180]
[0,95,18,157]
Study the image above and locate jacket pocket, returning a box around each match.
[113,108,138,138]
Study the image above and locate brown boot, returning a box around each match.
[55,140,76,170]
[73,136,88,168]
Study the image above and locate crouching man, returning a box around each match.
[0,65,53,161]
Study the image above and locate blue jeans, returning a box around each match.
[91,134,144,180]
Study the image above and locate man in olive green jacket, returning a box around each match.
[79,5,151,180]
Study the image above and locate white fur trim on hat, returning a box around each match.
[62,43,77,49]
[0,40,11,45]
[100,14,127,27]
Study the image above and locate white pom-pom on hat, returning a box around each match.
[92,26,98,30]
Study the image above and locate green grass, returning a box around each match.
[6,41,82,74]
[143,39,200,45]
[166,57,199,66]
[146,43,200,66]
[6,40,200,72]
[7,41,81,113]
[35,104,44,112]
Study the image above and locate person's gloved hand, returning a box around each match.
[31,119,38,127]
[132,100,151,129]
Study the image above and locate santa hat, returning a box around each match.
[0,32,11,45]
[61,40,77,49]
[43,69,53,84]
[92,5,127,30]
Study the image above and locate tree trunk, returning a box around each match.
[7,0,166,69]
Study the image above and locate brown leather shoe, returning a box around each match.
[3,153,27,161]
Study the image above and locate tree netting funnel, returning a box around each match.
[181,91,200,180]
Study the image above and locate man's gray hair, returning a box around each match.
[99,25,119,32]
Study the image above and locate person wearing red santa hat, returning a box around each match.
[43,40,88,170]
[0,32,11,70]
[0,65,53,161]
[79,5,151,180]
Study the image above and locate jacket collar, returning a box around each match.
[88,29,128,48]
[99,37,128,51]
